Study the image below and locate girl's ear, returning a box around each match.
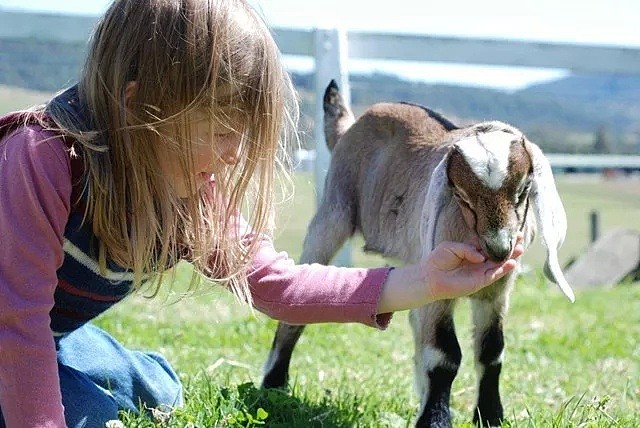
[124,81,138,124]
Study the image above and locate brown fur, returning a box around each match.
[311,98,535,270]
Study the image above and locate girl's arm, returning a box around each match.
[240,220,521,329]
[240,222,393,328]
[0,126,71,427]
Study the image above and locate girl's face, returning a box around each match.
[159,113,244,197]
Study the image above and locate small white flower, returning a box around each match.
[151,407,172,423]
[105,421,125,428]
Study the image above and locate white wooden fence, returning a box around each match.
[3,10,640,265]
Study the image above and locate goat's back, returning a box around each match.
[334,102,454,154]
[327,102,459,262]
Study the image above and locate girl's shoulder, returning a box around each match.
[0,112,77,205]
[0,111,72,173]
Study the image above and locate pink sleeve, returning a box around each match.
[242,221,394,329]
[0,126,71,427]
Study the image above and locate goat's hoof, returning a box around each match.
[260,373,288,390]
[414,409,452,428]
[473,414,504,428]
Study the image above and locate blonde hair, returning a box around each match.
[45,0,299,302]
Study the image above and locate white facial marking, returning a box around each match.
[456,131,515,190]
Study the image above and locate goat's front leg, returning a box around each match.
[471,294,509,427]
[410,300,460,428]
[262,194,355,389]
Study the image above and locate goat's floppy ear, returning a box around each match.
[526,140,575,303]
[420,151,452,258]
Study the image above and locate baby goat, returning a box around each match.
[262,80,574,427]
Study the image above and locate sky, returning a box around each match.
[0,0,638,90]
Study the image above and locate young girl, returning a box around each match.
[0,0,523,426]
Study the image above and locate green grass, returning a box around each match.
[93,173,640,427]
[102,281,640,428]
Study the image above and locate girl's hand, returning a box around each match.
[377,234,524,314]
[422,237,524,301]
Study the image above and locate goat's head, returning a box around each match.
[422,121,575,302]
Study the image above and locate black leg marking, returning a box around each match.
[262,323,306,389]
[416,366,458,428]
[415,314,462,428]
[474,321,505,427]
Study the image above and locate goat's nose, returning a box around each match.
[482,230,514,262]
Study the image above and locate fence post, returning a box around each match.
[590,210,600,243]
[313,28,352,267]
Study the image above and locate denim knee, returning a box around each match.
[56,324,184,414]
[142,351,184,410]
[59,363,120,428]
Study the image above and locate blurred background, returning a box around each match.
[1,0,640,155]
[2,0,640,279]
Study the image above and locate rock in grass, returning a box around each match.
[564,228,640,289]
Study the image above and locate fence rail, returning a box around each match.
[547,154,640,172]
[3,11,640,74]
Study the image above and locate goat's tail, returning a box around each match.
[323,79,355,152]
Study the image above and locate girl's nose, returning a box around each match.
[221,139,243,165]
[222,155,239,165]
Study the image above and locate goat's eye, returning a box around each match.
[516,182,531,205]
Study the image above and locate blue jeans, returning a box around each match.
[0,324,183,428]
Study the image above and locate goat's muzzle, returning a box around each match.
[482,229,515,262]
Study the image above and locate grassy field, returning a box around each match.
[91,173,640,427]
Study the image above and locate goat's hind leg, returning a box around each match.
[261,196,355,389]
[411,300,461,428]
[471,296,508,427]
[262,322,307,388]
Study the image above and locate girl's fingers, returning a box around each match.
[445,242,486,264]
[485,259,518,282]
[511,243,525,259]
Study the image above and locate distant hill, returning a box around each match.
[2,38,639,153]
[0,39,85,92]
[522,74,640,105]
[294,72,640,153]
[521,74,640,133]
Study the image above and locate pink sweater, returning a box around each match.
[0,125,392,427]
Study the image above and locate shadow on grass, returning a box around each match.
[217,382,359,428]
[119,379,370,427]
